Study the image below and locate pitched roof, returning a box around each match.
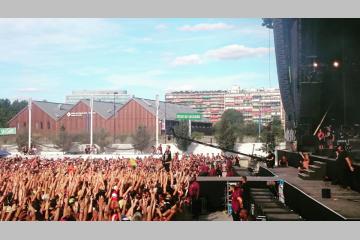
[80,99,123,119]
[133,97,210,122]
[33,101,74,120]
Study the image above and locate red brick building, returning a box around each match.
[8,97,211,138]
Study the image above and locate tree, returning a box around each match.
[0,99,27,128]
[117,134,129,143]
[215,109,244,150]
[191,131,204,140]
[54,125,73,153]
[94,128,110,152]
[132,126,151,153]
[174,121,191,151]
[16,130,28,151]
[260,116,284,152]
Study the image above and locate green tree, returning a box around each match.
[132,126,151,153]
[54,125,73,153]
[174,121,191,151]
[260,116,284,152]
[191,131,204,140]
[94,128,110,152]
[0,99,27,128]
[215,109,244,150]
[117,134,129,143]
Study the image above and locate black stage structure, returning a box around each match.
[264,19,360,151]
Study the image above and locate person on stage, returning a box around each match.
[317,128,325,150]
[162,145,172,172]
[335,145,355,189]
[298,152,310,172]
[266,151,275,168]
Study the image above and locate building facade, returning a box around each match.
[8,98,211,139]
[165,90,226,123]
[65,90,132,105]
[166,87,284,125]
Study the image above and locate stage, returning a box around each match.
[265,167,360,220]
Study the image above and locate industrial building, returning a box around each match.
[65,90,132,104]
[8,97,211,138]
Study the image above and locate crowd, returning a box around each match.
[0,149,248,221]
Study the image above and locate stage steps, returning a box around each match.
[298,160,327,180]
[250,188,302,221]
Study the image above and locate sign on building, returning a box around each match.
[0,128,16,136]
[67,111,96,117]
[176,113,202,121]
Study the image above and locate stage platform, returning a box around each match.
[267,167,360,220]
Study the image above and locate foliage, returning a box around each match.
[54,125,73,153]
[15,130,40,151]
[131,126,151,153]
[94,128,111,152]
[117,134,129,143]
[72,132,90,144]
[191,131,204,140]
[0,99,28,128]
[260,116,284,152]
[214,109,244,150]
[174,121,191,151]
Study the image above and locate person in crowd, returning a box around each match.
[157,144,163,155]
[279,155,288,167]
[209,164,217,176]
[239,209,249,221]
[199,162,209,176]
[188,175,200,220]
[335,145,355,189]
[215,163,222,177]
[230,182,243,221]
[266,151,275,168]
[298,152,310,172]
[240,176,250,212]
[162,145,172,172]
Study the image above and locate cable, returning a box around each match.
[170,128,265,161]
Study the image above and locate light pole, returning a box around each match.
[113,91,118,143]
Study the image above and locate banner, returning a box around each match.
[0,128,16,136]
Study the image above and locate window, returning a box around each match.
[17,122,20,129]
[47,122,51,129]
[23,122,26,127]
[35,122,39,129]
[40,122,43,129]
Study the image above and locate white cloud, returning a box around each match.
[178,23,234,32]
[0,19,121,65]
[171,54,202,66]
[171,44,271,66]
[17,87,42,93]
[205,44,270,60]
[155,24,168,31]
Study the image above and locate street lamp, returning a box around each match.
[113,91,118,143]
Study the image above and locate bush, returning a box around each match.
[54,125,73,153]
[132,126,151,153]
[191,131,204,140]
[94,128,111,152]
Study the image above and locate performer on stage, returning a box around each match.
[298,152,310,172]
[335,145,355,189]
[162,145,172,172]
[317,128,325,150]
[266,151,275,168]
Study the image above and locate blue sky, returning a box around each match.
[0,18,278,102]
